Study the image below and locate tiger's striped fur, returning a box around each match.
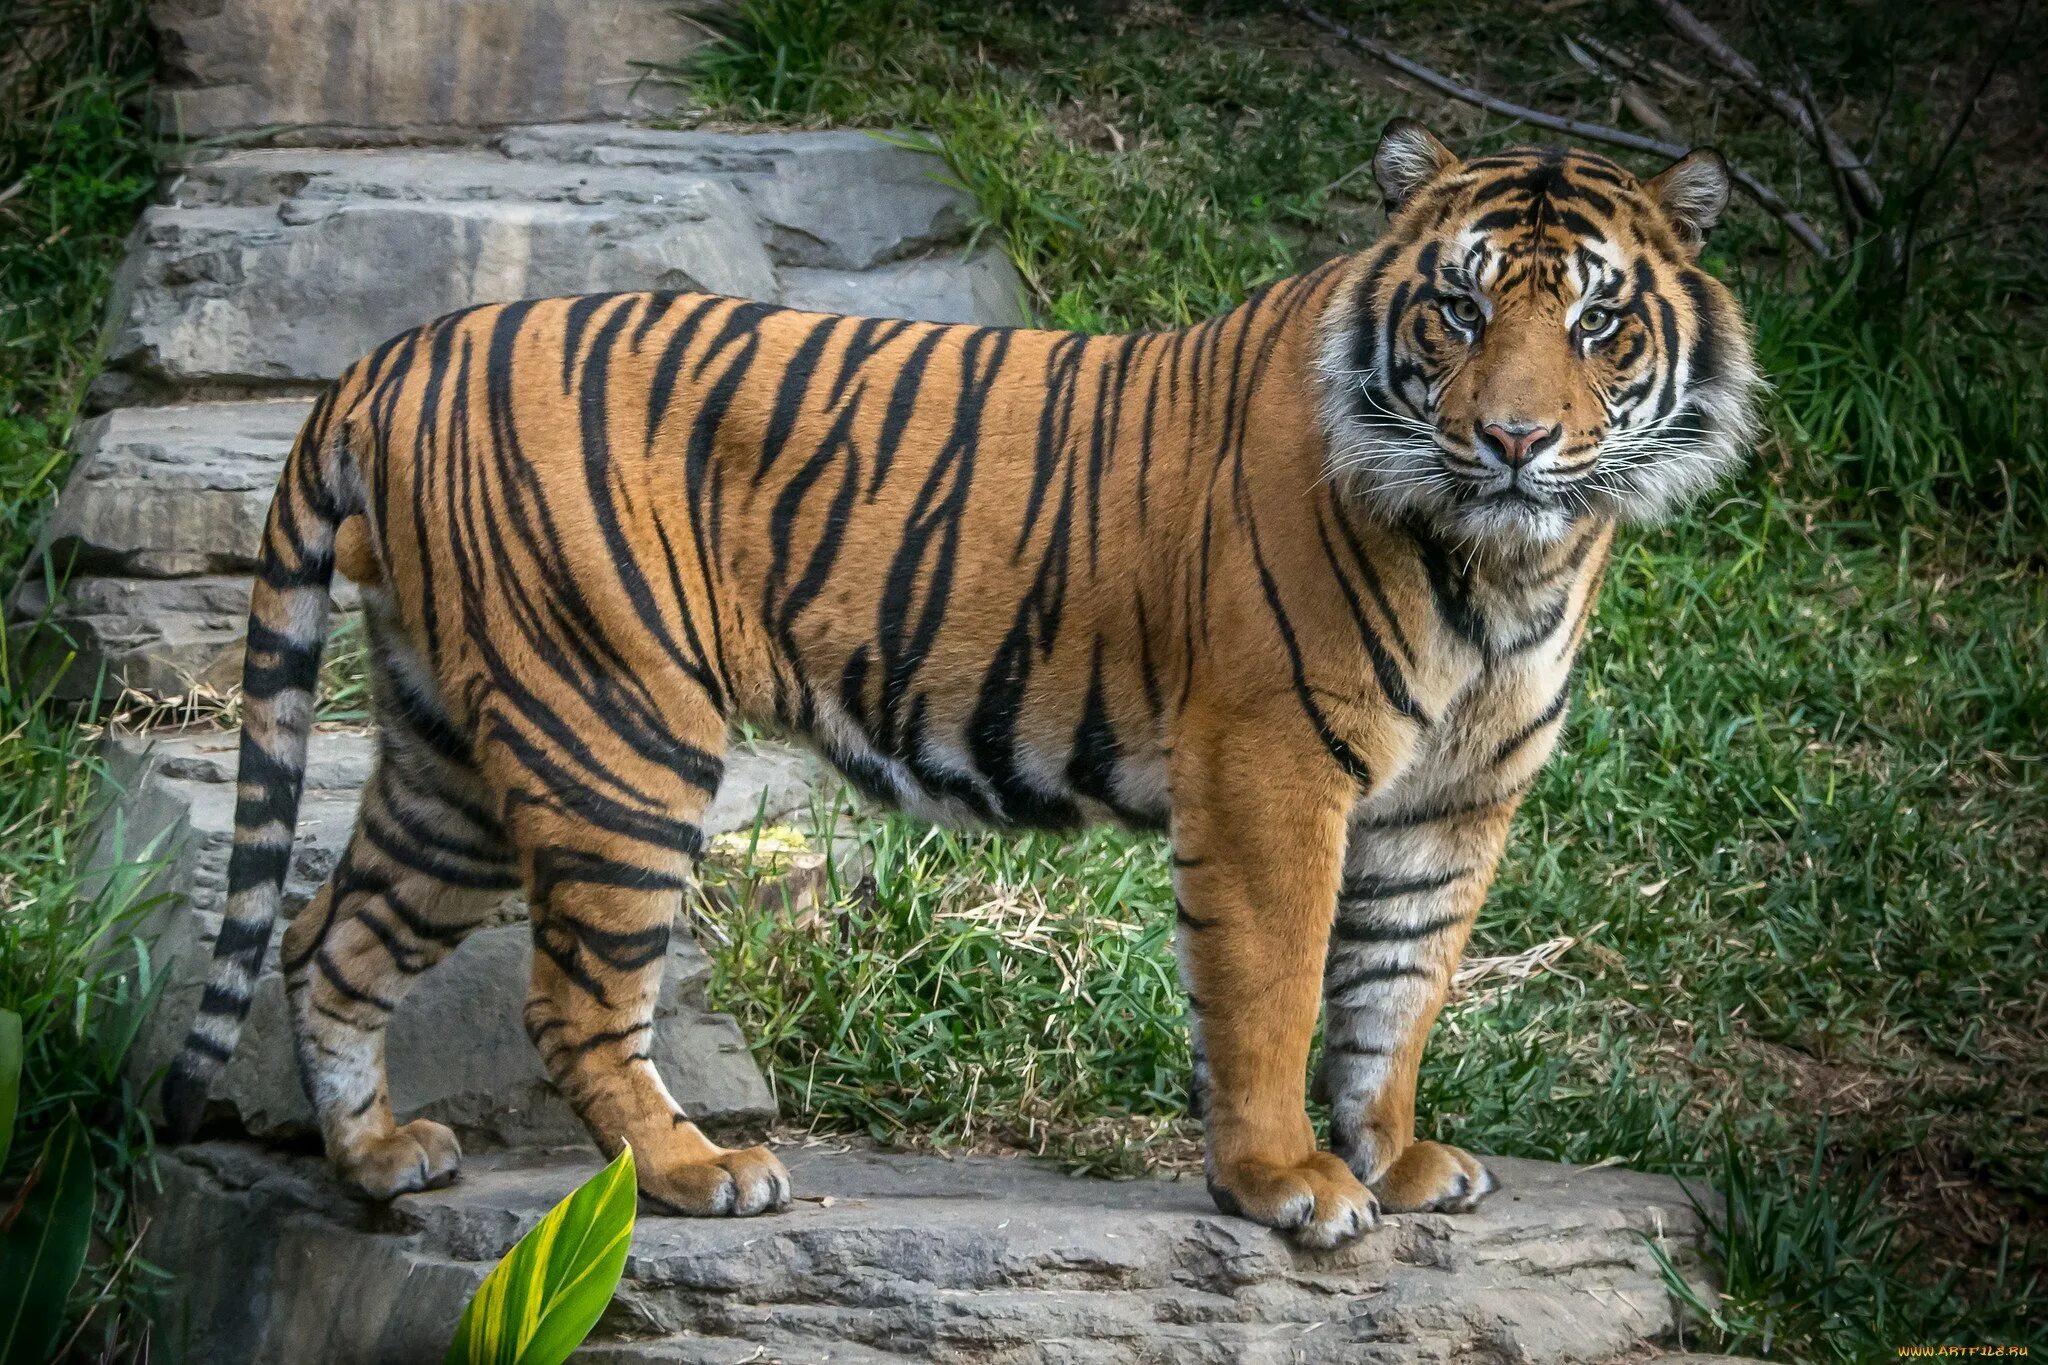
[159,122,1757,1247]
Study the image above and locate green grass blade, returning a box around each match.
[0,1009,19,1172]
[443,1143,637,1365]
[0,1109,98,1365]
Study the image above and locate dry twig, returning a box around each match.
[1896,0,2031,287]
[1294,4,1829,256]
[1649,0,1883,227]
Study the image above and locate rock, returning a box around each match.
[110,726,818,1144]
[8,573,357,702]
[495,126,979,271]
[782,255,1026,328]
[39,400,313,576]
[99,129,1024,397]
[147,1140,1711,1364]
[149,0,725,141]
[104,167,774,394]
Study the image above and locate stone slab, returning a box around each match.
[104,172,774,393]
[148,1140,1710,1364]
[782,255,1024,328]
[110,726,822,1144]
[9,572,357,702]
[149,0,725,141]
[493,126,979,271]
[40,399,314,576]
[100,128,1023,398]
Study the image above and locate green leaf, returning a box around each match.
[444,1143,637,1365]
[0,1010,20,1173]
[0,1109,97,1365]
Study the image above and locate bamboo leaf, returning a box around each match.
[0,1109,98,1365]
[444,1143,636,1365]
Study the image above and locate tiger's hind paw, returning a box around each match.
[340,1118,463,1199]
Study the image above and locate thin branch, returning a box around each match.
[1782,29,1869,239]
[1650,0,1883,221]
[1898,0,2029,290]
[1916,211,2048,254]
[1575,33,1701,92]
[1293,4,1829,256]
[1904,0,2025,212]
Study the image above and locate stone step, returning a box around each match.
[153,0,726,142]
[149,1140,1713,1364]
[9,571,358,702]
[41,399,314,577]
[110,725,824,1146]
[98,127,1023,401]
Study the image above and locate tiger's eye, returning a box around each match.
[1577,306,1612,334]
[1445,297,1482,326]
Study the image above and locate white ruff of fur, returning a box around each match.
[1311,289,1762,548]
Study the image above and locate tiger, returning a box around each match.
[159,118,1758,1249]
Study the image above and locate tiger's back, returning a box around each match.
[354,279,1363,836]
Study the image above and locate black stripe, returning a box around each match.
[1340,867,1468,903]
[1332,908,1467,945]
[314,948,397,1012]
[755,313,838,485]
[197,982,250,1017]
[1353,782,1528,832]
[1327,961,1436,997]
[1494,677,1572,767]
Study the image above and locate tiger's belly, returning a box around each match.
[796,684,1176,835]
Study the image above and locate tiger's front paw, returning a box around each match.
[1207,1150,1379,1249]
[1371,1139,1497,1214]
[641,1143,792,1218]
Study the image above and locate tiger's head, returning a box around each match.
[1317,119,1761,546]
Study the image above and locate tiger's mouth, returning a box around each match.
[1441,478,1581,543]
[1427,435,1598,541]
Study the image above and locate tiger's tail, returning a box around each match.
[159,382,364,1140]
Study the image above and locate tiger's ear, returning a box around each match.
[1372,118,1458,213]
[1646,149,1731,253]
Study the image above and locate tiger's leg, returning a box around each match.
[480,703,790,1219]
[279,746,519,1198]
[1172,732,1376,1249]
[1316,799,1517,1213]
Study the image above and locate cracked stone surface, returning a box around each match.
[9,570,359,701]
[38,399,313,577]
[150,0,727,141]
[110,726,821,1145]
[148,1140,1714,1364]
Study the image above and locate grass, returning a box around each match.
[701,810,1191,1170]
[1,0,2030,1356]
[1,0,165,1357]
[677,1,2048,1357]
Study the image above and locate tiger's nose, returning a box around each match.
[1478,421,1558,468]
